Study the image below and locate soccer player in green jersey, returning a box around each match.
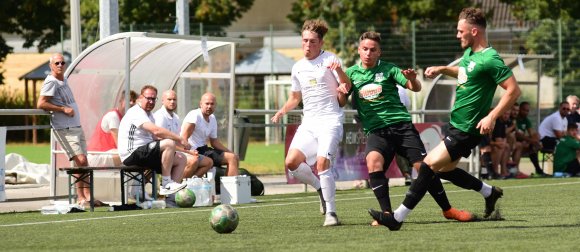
[369,7,521,230]
[343,31,473,226]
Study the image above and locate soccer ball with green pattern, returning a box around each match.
[175,188,195,208]
[209,204,239,233]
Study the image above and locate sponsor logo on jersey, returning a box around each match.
[467,61,476,72]
[358,83,382,100]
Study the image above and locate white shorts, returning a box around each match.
[289,120,343,166]
[87,149,118,167]
[53,127,87,161]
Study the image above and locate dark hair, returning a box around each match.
[520,101,530,107]
[560,101,570,107]
[459,7,487,28]
[141,85,158,95]
[359,31,381,43]
[568,123,578,130]
[120,90,138,102]
[513,102,519,106]
[302,19,329,40]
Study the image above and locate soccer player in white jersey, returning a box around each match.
[271,19,351,226]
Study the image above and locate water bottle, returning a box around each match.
[200,178,211,206]
[191,177,204,207]
[139,200,152,209]
[151,200,166,209]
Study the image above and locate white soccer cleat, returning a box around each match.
[159,181,186,195]
[323,212,340,226]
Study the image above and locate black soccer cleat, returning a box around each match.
[368,209,402,231]
[317,189,326,215]
[484,186,503,218]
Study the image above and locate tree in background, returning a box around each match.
[502,0,580,96]
[0,0,254,83]
[0,0,67,84]
[81,0,254,45]
[287,0,470,66]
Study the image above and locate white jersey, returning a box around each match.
[291,50,344,123]
[118,104,155,161]
[182,108,217,149]
[538,111,568,138]
[153,106,181,135]
[101,110,121,133]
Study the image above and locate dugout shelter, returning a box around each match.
[50,32,248,197]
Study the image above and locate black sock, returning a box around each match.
[528,151,544,174]
[402,162,434,210]
[481,152,493,177]
[369,171,391,212]
[427,174,451,211]
[438,168,483,191]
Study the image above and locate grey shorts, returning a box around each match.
[53,127,87,161]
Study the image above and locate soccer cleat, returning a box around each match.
[317,189,326,215]
[443,208,474,222]
[159,181,187,196]
[484,186,503,218]
[323,212,340,226]
[368,209,402,231]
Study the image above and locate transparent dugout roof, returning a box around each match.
[63,32,240,139]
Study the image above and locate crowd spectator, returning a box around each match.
[538,101,570,151]
[553,123,580,177]
[515,101,546,176]
[566,95,580,140]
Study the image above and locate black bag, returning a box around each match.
[214,167,265,196]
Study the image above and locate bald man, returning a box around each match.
[154,90,213,180]
[181,92,239,176]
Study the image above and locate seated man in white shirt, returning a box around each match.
[181,92,239,176]
[118,85,189,199]
[154,90,213,179]
[538,101,570,150]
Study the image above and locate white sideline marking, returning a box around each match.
[1,180,579,228]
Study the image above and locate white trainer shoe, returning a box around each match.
[159,181,186,195]
[323,212,340,226]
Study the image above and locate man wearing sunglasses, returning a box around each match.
[38,53,94,206]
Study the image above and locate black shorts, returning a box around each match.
[122,141,162,173]
[365,121,427,169]
[196,145,225,166]
[541,137,558,151]
[443,124,482,161]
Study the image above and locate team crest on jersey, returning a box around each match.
[467,61,476,72]
[309,78,317,86]
[358,83,382,100]
[374,73,384,82]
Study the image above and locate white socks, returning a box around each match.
[319,169,336,214]
[479,182,492,198]
[289,163,321,190]
[393,205,411,223]
[161,176,171,187]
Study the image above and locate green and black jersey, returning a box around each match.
[346,60,410,134]
[451,47,513,135]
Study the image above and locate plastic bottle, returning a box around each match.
[191,177,204,207]
[199,178,212,206]
[139,200,166,209]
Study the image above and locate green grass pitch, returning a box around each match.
[1,178,579,251]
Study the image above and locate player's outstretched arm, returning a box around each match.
[271,91,301,123]
[424,66,459,79]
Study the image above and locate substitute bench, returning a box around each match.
[58,165,157,212]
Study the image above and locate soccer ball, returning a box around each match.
[175,188,196,208]
[209,204,239,233]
